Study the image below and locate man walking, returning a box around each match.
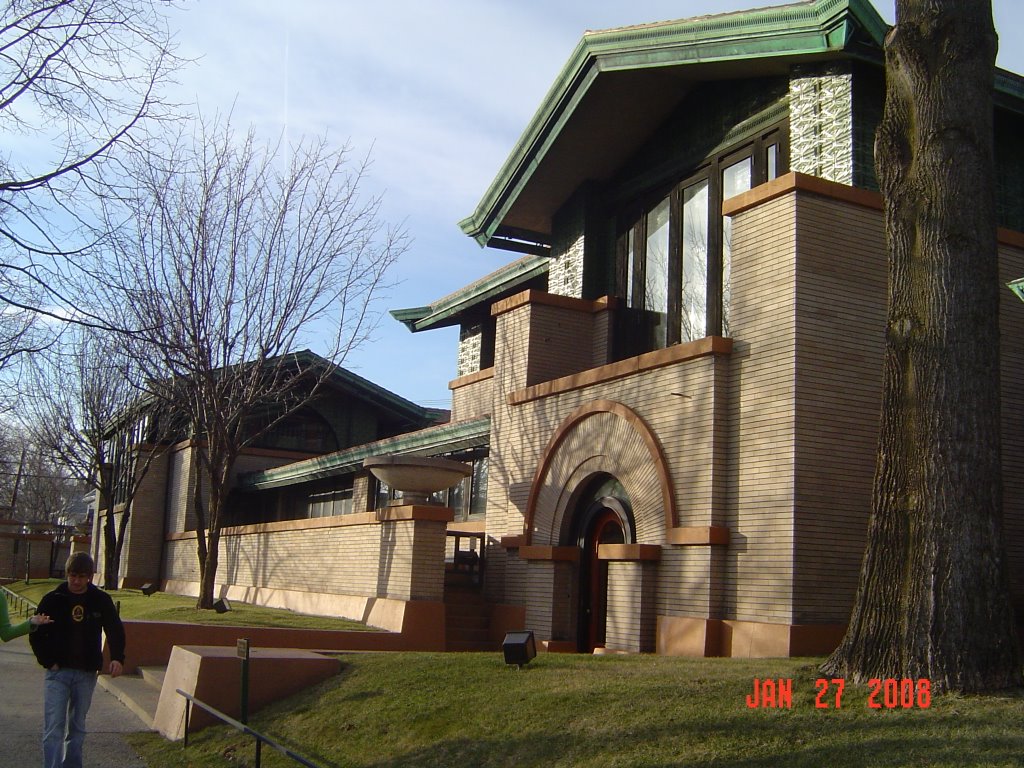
[29,552,126,768]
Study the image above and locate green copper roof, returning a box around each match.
[289,349,440,426]
[458,0,888,249]
[238,417,490,490]
[390,254,550,333]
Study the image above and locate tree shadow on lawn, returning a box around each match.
[349,707,1024,768]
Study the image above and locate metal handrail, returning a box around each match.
[176,689,324,768]
[1,584,37,618]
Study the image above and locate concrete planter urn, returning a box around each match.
[363,455,471,506]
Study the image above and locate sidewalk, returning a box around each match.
[0,637,149,768]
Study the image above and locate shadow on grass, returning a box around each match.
[343,706,1024,768]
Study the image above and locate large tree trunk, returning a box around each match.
[823,0,1020,692]
[191,445,212,609]
[196,442,233,610]
[102,502,118,587]
[198,528,220,610]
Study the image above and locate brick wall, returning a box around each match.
[161,511,449,623]
[449,369,494,422]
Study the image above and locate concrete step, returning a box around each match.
[139,666,166,690]
[98,671,162,730]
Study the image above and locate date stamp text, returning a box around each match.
[745,677,932,709]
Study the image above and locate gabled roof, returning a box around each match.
[461,0,1024,254]
[238,417,490,490]
[390,254,549,333]
[457,0,889,252]
[298,350,444,426]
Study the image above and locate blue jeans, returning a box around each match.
[42,668,97,768]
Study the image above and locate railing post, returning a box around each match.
[255,738,263,767]
[183,699,191,748]
[237,638,251,724]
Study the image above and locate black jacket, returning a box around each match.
[29,582,126,672]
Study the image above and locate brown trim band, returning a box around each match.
[377,505,455,523]
[491,289,615,319]
[449,367,495,391]
[519,545,580,563]
[501,535,526,549]
[723,172,881,217]
[597,544,661,561]
[523,400,676,544]
[448,520,486,534]
[1001,228,1024,250]
[667,526,730,546]
[723,171,1024,249]
[165,505,453,541]
[509,336,731,406]
[542,640,578,653]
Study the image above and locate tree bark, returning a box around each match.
[102,503,118,588]
[823,0,1020,692]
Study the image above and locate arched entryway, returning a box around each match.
[569,476,634,652]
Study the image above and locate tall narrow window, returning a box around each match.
[721,157,752,337]
[624,228,638,309]
[614,123,787,357]
[645,198,671,349]
[681,180,709,342]
[766,143,779,181]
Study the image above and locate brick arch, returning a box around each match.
[524,400,675,546]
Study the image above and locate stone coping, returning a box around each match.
[449,367,495,391]
[724,171,1024,250]
[509,336,731,406]
[597,544,661,561]
[667,526,731,546]
[165,505,454,541]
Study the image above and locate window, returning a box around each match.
[249,408,339,454]
[428,452,488,523]
[374,450,488,523]
[308,486,354,518]
[616,127,786,354]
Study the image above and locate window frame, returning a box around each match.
[615,124,788,354]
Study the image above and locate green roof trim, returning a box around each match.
[390,254,550,333]
[289,349,438,425]
[459,0,890,247]
[459,0,1024,249]
[238,417,490,490]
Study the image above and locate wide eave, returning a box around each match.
[458,0,888,251]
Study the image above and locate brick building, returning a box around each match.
[115,0,1024,656]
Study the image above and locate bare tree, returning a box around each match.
[21,328,171,587]
[822,0,1020,693]
[0,0,180,363]
[96,116,405,608]
[0,422,79,524]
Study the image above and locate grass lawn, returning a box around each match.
[3,579,375,631]
[125,652,1024,768]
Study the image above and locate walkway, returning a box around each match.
[0,637,149,768]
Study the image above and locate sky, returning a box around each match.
[162,0,1024,408]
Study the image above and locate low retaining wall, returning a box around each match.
[112,599,446,673]
[154,645,342,740]
[160,505,452,628]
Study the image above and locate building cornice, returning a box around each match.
[238,417,490,491]
[458,0,890,249]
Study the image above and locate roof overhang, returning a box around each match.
[459,0,890,249]
[390,254,550,333]
[238,417,490,490]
